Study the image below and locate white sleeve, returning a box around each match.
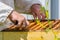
[14,0,41,12]
[25,0,41,11]
[0,2,13,23]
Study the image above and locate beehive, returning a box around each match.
[26,20,60,31]
[2,20,60,31]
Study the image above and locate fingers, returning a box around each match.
[32,12,37,19]
[25,20,29,26]
[17,18,29,30]
[17,20,23,30]
[36,13,41,20]
[17,17,28,27]
[18,19,23,27]
[22,18,29,27]
[36,13,46,20]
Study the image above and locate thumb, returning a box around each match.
[26,20,29,26]
[23,19,29,26]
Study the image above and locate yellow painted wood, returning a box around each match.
[2,30,60,40]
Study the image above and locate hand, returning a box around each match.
[8,11,29,27]
[31,4,46,20]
